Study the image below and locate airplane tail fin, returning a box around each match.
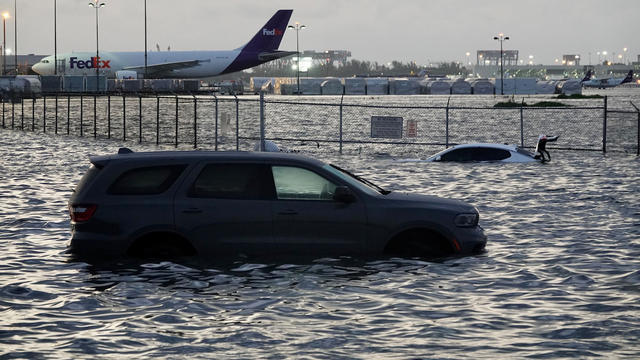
[622,70,634,84]
[581,69,593,82]
[240,10,293,52]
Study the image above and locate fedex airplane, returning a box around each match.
[31,9,295,79]
[582,70,634,89]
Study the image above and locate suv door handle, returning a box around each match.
[278,209,298,215]
[182,208,203,214]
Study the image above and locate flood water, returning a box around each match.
[1,92,640,358]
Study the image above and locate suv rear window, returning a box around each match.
[108,165,186,195]
[74,164,101,194]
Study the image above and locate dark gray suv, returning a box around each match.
[68,149,486,259]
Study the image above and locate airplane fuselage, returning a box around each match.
[582,78,625,88]
[582,70,634,89]
[34,50,242,78]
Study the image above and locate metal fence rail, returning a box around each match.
[1,94,639,156]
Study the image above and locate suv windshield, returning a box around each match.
[325,164,390,195]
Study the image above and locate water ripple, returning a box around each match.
[1,121,640,358]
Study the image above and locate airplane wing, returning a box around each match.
[122,59,210,76]
[258,50,297,61]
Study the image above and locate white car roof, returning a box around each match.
[444,143,519,151]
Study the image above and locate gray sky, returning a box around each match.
[12,0,640,65]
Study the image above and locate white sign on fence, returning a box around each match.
[371,116,403,139]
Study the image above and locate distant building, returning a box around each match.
[562,55,580,66]
[477,50,519,66]
[300,50,352,66]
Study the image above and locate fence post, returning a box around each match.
[94,95,97,139]
[55,95,58,134]
[445,97,450,148]
[107,95,111,139]
[631,101,640,156]
[32,98,35,131]
[339,94,344,154]
[80,95,83,137]
[259,92,265,151]
[21,98,24,130]
[43,96,46,133]
[235,95,239,151]
[193,95,198,149]
[11,98,15,130]
[67,96,70,135]
[1,97,4,128]
[603,96,607,153]
[139,95,143,144]
[123,96,127,141]
[156,96,160,145]
[214,95,218,151]
[175,95,179,148]
[520,97,525,148]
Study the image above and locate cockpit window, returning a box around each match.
[42,60,49,63]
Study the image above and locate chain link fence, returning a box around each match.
[1,94,638,156]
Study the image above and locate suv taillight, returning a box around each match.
[69,204,97,223]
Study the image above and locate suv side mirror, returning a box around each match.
[333,186,356,203]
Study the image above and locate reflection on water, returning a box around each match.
[1,118,639,358]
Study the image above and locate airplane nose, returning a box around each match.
[32,62,43,74]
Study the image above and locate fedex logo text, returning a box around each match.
[262,28,283,36]
[70,57,111,69]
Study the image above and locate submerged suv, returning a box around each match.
[68,149,487,259]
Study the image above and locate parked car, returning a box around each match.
[425,135,559,163]
[68,149,487,260]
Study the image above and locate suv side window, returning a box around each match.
[108,165,187,195]
[271,166,337,200]
[190,163,273,200]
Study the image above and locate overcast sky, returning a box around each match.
[12,0,640,65]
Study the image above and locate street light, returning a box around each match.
[2,12,8,76]
[493,33,509,95]
[465,52,471,65]
[88,0,105,92]
[144,0,147,78]
[623,47,628,65]
[287,21,306,95]
[54,0,57,75]
[13,0,16,74]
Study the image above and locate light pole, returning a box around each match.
[493,33,509,95]
[623,47,628,65]
[89,0,105,92]
[144,0,147,78]
[54,0,57,75]
[287,21,305,95]
[13,0,16,74]
[2,12,8,76]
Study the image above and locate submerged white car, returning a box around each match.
[425,135,558,163]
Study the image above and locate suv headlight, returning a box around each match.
[454,213,479,227]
